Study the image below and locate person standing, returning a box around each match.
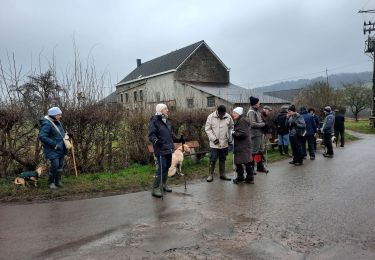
[148,104,184,198]
[247,96,267,173]
[308,108,320,151]
[231,107,254,184]
[300,107,317,160]
[334,109,345,147]
[287,105,306,166]
[205,105,233,182]
[39,107,67,189]
[274,105,290,156]
[322,106,335,158]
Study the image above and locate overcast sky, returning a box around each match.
[1,0,374,93]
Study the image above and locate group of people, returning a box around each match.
[148,97,346,198]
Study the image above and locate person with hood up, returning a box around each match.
[300,106,317,160]
[205,105,234,182]
[321,106,335,158]
[231,107,254,184]
[247,96,268,173]
[287,105,306,166]
[39,107,67,189]
[148,104,185,198]
[274,105,290,156]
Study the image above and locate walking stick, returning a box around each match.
[181,135,187,191]
[71,139,78,177]
[159,155,164,200]
[264,135,268,175]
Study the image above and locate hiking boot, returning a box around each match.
[310,156,315,160]
[233,178,245,184]
[323,153,334,158]
[152,176,163,198]
[289,161,296,165]
[49,183,58,189]
[219,161,231,181]
[294,162,303,166]
[245,177,254,184]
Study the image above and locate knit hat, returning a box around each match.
[300,106,307,113]
[233,107,243,116]
[324,106,332,113]
[263,105,272,111]
[48,107,62,116]
[288,105,296,112]
[281,105,289,111]
[155,103,167,113]
[249,96,259,106]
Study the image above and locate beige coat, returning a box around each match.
[205,111,234,149]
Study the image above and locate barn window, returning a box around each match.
[139,90,143,101]
[125,93,129,103]
[155,92,161,102]
[207,96,215,107]
[134,91,137,102]
[120,93,124,103]
[187,98,194,108]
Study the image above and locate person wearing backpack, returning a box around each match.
[287,105,306,166]
[39,107,67,189]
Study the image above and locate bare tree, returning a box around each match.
[343,82,372,121]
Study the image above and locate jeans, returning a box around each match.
[49,157,64,185]
[278,134,289,145]
[302,135,315,157]
[155,154,172,178]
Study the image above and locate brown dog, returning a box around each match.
[14,165,46,187]
[168,144,191,177]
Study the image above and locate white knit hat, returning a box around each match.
[48,107,62,116]
[155,103,167,113]
[233,107,243,116]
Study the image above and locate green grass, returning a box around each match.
[345,119,375,134]
[0,150,286,203]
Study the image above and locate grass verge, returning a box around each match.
[345,119,375,134]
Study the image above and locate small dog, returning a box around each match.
[14,165,47,187]
[168,144,191,177]
[316,136,336,146]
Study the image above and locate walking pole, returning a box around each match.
[71,139,78,177]
[264,135,269,175]
[159,155,164,200]
[181,135,187,192]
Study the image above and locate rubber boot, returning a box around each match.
[152,176,163,198]
[251,159,257,175]
[278,145,284,156]
[56,169,64,188]
[219,161,231,181]
[206,161,216,182]
[284,145,292,157]
[162,173,172,192]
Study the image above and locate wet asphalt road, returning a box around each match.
[1,132,375,259]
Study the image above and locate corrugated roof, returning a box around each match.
[186,82,290,104]
[117,40,205,85]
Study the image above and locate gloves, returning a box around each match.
[213,139,220,145]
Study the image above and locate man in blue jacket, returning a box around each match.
[39,107,67,189]
[322,106,335,158]
[300,107,317,160]
[149,104,184,198]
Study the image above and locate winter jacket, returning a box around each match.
[18,171,39,180]
[148,115,180,156]
[205,111,234,149]
[39,117,67,160]
[274,111,289,135]
[232,116,252,164]
[247,107,265,137]
[334,113,345,131]
[322,112,335,134]
[312,114,320,130]
[300,110,317,136]
[288,113,306,137]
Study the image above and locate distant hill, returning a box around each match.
[253,71,372,93]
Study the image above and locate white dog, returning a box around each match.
[168,144,191,177]
[316,135,336,146]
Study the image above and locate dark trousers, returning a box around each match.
[323,133,334,155]
[290,135,303,163]
[335,129,344,146]
[210,148,228,162]
[155,154,172,178]
[302,135,315,157]
[236,162,253,180]
[49,157,64,185]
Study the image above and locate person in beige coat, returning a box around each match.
[205,105,234,182]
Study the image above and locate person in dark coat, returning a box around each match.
[322,106,335,158]
[334,109,345,147]
[287,105,306,166]
[231,107,254,184]
[300,107,317,160]
[39,107,67,189]
[148,103,184,198]
[308,108,320,151]
[274,105,290,156]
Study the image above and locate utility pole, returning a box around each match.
[360,9,375,126]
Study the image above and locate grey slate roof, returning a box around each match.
[117,40,205,85]
[100,91,117,104]
[186,82,290,104]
